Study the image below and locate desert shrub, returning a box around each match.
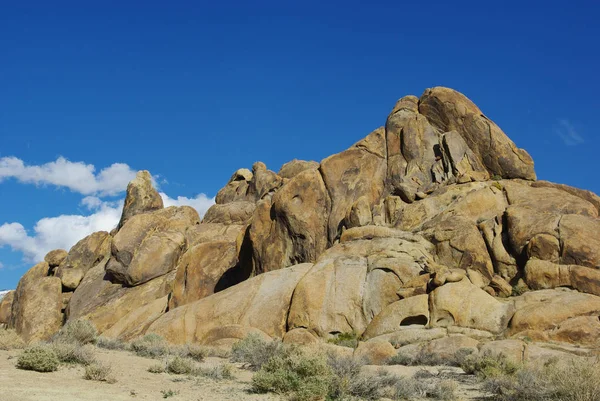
[461,352,520,379]
[54,319,98,345]
[194,363,234,381]
[387,351,414,366]
[390,375,428,400]
[427,379,458,400]
[483,357,600,401]
[148,362,166,373]
[0,328,25,350]
[16,345,60,372]
[327,331,359,349]
[161,389,178,398]
[166,356,196,375]
[51,342,96,365]
[131,334,169,358]
[204,346,231,358]
[83,362,114,382]
[96,336,129,351]
[251,347,332,401]
[230,333,283,371]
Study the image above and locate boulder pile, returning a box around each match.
[2,87,599,362]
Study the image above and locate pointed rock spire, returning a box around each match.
[117,170,163,229]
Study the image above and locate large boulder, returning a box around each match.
[0,290,15,324]
[117,170,164,229]
[169,239,249,309]
[202,201,256,225]
[55,231,111,290]
[148,264,312,344]
[9,262,62,343]
[106,206,199,286]
[278,159,319,179]
[287,232,435,338]
[320,127,387,242]
[429,278,515,334]
[362,294,430,339]
[215,168,253,204]
[44,249,67,269]
[67,263,174,334]
[249,169,331,274]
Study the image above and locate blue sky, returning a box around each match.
[1,1,598,289]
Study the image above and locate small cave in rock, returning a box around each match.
[400,315,428,326]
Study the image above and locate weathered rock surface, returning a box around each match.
[148,264,312,344]
[117,170,164,229]
[8,86,600,356]
[0,290,15,324]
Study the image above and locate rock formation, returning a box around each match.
[4,87,600,363]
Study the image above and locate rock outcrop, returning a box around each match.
[6,86,600,365]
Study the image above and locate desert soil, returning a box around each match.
[0,348,486,401]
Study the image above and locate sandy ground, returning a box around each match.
[0,348,487,401]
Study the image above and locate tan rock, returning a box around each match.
[550,316,600,345]
[524,260,571,290]
[374,328,447,347]
[288,237,433,337]
[61,292,72,311]
[215,168,253,204]
[202,201,256,225]
[249,169,330,274]
[0,291,15,324]
[429,278,515,334]
[527,233,560,263]
[283,328,319,345]
[44,249,67,268]
[102,296,169,341]
[67,263,174,334]
[147,264,312,344]
[248,162,283,201]
[490,275,513,297]
[278,160,319,179]
[184,223,245,247]
[418,87,535,180]
[559,214,600,268]
[354,340,397,365]
[170,240,246,309]
[344,196,373,229]
[423,335,480,360]
[117,170,164,229]
[202,325,272,347]
[10,275,62,343]
[362,295,429,340]
[320,128,386,242]
[55,231,111,290]
[510,289,600,335]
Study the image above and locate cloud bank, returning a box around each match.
[0,156,137,196]
[0,156,215,265]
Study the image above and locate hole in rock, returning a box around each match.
[400,315,428,327]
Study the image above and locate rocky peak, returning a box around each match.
[117,170,164,229]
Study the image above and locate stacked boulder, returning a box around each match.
[3,87,600,363]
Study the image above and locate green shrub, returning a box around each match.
[194,363,234,381]
[83,362,114,382]
[166,356,196,375]
[0,328,25,350]
[427,379,458,400]
[327,353,364,398]
[461,352,520,379]
[96,336,129,351]
[230,334,283,371]
[148,362,166,373]
[161,389,178,398]
[251,347,332,401]
[51,342,96,365]
[131,334,169,358]
[327,332,359,349]
[55,319,98,345]
[16,345,60,372]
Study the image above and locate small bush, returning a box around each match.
[0,329,25,350]
[166,356,196,375]
[148,363,166,373]
[194,363,234,381]
[96,336,129,351]
[177,344,206,362]
[161,389,178,398]
[131,334,169,358]
[55,319,98,345]
[327,332,359,349]
[387,351,414,366]
[51,342,96,365]
[461,352,520,379]
[427,379,458,400]
[251,347,332,401]
[84,362,114,382]
[230,334,283,371]
[17,345,60,372]
[327,353,364,399]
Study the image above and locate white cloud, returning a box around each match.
[0,193,214,264]
[0,202,122,262]
[0,261,4,269]
[160,193,215,217]
[0,156,137,196]
[556,119,584,146]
